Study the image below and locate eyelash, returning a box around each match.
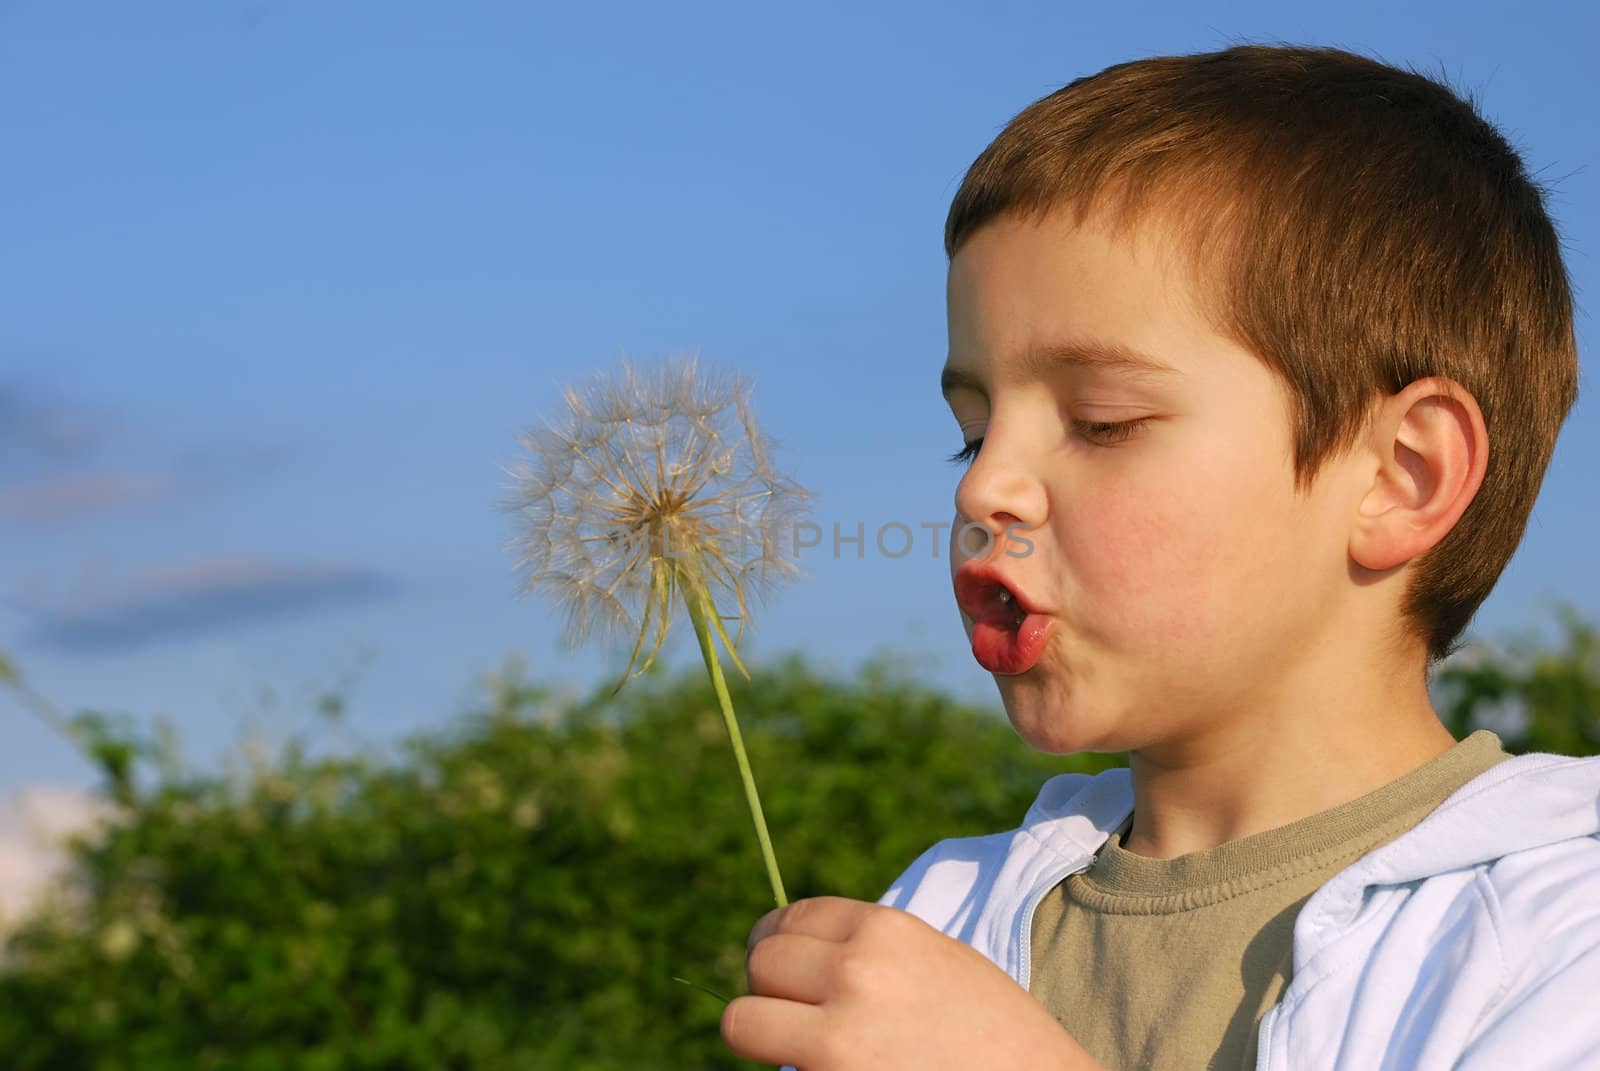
[945,419,1151,466]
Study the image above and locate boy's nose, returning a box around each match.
[952,454,1047,548]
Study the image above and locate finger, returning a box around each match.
[720,993,827,1069]
[745,932,834,1004]
[748,895,881,956]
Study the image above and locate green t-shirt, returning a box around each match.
[1028,729,1512,1070]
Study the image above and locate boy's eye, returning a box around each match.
[1074,417,1151,445]
[945,437,983,467]
[945,419,1150,467]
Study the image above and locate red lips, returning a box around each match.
[954,561,1052,675]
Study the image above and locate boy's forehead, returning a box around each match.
[942,207,1222,399]
[939,339,1183,401]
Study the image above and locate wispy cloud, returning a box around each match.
[0,376,293,524]
[8,557,401,653]
[171,443,293,492]
[0,472,174,524]
[0,376,117,475]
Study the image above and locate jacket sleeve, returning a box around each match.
[1450,929,1600,1068]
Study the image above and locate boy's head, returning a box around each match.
[940,45,1578,754]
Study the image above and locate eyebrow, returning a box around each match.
[940,339,1182,401]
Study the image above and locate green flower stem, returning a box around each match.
[671,975,733,1005]
[681,572,788,909]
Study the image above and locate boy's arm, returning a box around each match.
[721,896,1106,1070]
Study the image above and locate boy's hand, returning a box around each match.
[722,896,1105,1070]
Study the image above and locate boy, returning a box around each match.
[720,44,1598,1070]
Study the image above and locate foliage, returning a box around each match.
[0,602,1594,1069]
[0,650,1114,1070]
[1432,601,1600,755]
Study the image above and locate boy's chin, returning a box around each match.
[998,686,1091,756]
[998,673,1135,756]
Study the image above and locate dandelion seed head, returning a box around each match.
[500,352,812,679]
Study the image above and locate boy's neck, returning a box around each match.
[1118,663,1457,860]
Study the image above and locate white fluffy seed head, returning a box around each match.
[499,351,814,683]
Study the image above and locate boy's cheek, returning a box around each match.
[1064,494,1234,646]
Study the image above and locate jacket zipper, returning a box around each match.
[1254,1002,1280,1071]
[1016,850,1098,992]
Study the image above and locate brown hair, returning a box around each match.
[946,43,1580,667]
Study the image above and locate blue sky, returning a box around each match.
[1,2,1596,794]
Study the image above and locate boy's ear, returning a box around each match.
[1349,377,1489,573]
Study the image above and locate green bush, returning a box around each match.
[1432,602,1600,755]
[1,602,1594,1070]
[0,650,1114,1069]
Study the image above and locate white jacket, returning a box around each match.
[875,748,1600,1070]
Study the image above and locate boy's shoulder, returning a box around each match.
[875,766,1132,958]
[1429,751,1600,985]
[889,765,1133,880]
[880,749,1600,1067]
[879,748,1600,964]
[1298,745,1600,925]
[1481,825,1600,961]
[1275,749,1600,1069]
